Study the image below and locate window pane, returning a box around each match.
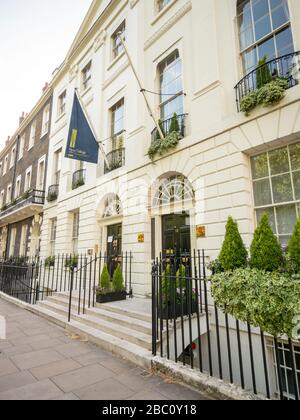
[272,174,293,203]
[253,179,272,206]
[270,0,290,30]
[242,48,257,73]
[276,205,297,235]
[269,147,290,175]
[251,153,269,179]
[289,143,300,171]
[275,27,294,57]
[255,15,272,41]
[293,171,300,200]
[258,36,276,61]
[256,207,276,232]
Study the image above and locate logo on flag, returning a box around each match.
[65,91,99,164]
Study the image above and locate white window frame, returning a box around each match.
[81,61,92,92]
[10,147,16,169]
[41,104,50,137]
[49,218,57,257]
[28,120,36,150]
[53,148,62,185]
[6,184,12,204]
[20,224,28,257]
[57,90,66,117]
[36,156,46,191]
[18,135,25,160]
[111,21,126,60]
[9,227,17,258]
[24,167,32,192]
[0,190,5,209]
[15,175,22,199]
[3,155,8,175]
[71,210,80,255]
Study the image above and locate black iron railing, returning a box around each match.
[152,251,300,401]
[47,185,59,202]
[72,169,86,190]
[151,114,188,144]
[235,51,300,111]
[104,148,125,174]
[0,189,45,218]
[0,253,133,322]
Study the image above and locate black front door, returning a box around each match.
[107,223,122,277]
[162,213,191,260]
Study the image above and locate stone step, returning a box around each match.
[32,304,152,370]
[37,300,152,351]
[56,291,152,323]
[46,295,152,335]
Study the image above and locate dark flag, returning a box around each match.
[65,91,99,164]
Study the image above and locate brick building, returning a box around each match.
[0,86,52,259]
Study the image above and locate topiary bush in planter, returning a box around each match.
[250,214,283,271]
[287,217,300,272]
[96,264,126,304]
[219,217,248,271]
[211,268,300,338]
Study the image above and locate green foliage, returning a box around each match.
[250,214,283,271]
[208,259,224,275]
[47,192,58,202]
[169,113,180,133]
[162,264,171,301]
[287,217,300,272]
[240,91,258,116]
[176,265,187,289]
[256,56,272,89]
[219,217,248,271]
[211,268,300,338]
[112,264,124,292]
[240,77,288,116]
[65,256,78,269]
[99,264,111,291]
[147,113,182,161]
[256,78,288,107]
[45,256,55,268]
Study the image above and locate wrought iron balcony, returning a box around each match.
[72,169,86,190]
[104,148,125,174]
[0,189,45,222]
[151,114,188,144]
[235,51,300,111]
[47,185,59,202]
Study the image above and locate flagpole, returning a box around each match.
[117,34,165,141]
[74,88,111,170]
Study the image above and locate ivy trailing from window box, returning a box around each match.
[148,113,183,161]
[240,77,289,116]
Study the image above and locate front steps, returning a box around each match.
[35,291,153,369]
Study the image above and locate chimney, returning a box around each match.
[19,112,25,126]
[42,82,49,93]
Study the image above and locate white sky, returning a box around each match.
[0,0,92,149]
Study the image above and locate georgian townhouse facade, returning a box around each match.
[0,87,52,259]
[40,0,300,297]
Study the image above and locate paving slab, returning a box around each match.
[0,297,212,401]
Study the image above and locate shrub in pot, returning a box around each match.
[219,217,248,271]
[96,264,126,303]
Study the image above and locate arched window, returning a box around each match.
[237,0,294,74]
[102,195,122,218]
[153,175,194,207]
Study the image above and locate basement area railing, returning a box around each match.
[152,251,300,401]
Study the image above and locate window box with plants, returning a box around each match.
[45,256,55,268]
[158,265,198,320]
[47,192,58,203]
[96,264,127,304]
[65,255,78,270]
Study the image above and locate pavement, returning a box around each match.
[0,298,210,400]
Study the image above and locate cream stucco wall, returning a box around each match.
[40,0,300,296]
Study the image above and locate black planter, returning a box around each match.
[158,299,198,320]
[96,290,127,304]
